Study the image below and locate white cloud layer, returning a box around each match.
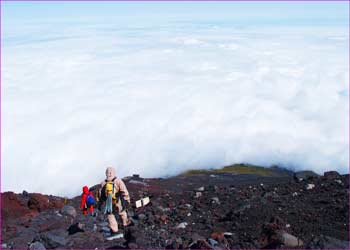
[2,22,349,197]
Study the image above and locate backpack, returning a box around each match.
[86,193,95,206]
[100,177,118,202]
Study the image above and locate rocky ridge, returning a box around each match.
[2,165,349,249]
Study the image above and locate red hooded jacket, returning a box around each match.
[80,186,94,209]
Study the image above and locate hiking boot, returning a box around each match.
[106,231,123,241]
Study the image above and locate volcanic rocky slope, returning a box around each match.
[2,165,349,249]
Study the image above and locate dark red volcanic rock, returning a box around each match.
[27,193,65,212]
[2,192,64,222]
[2,192,34,221]
[1,169,349,249]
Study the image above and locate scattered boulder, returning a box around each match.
[194,192,202,198]
[60,205,77,218]
[28,241,46,250]
[7,228,37,248]
[259,216,303,248]
[260,223,280,248]
[176,222,188,229]
[335,179,343,185]
[67,223,85,235]
[211,197,220,204]
[40,229,68,249]
[324,171,341,180]
[306,184,315,190]
[278,231,303,247]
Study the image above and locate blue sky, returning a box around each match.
[2,2,349,26]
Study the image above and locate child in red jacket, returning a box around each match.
[80,186,95,215]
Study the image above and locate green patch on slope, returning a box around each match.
[181,164,291,177]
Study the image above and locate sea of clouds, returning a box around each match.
[2,20,349,197]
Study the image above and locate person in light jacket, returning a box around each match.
[100,167,131,234]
